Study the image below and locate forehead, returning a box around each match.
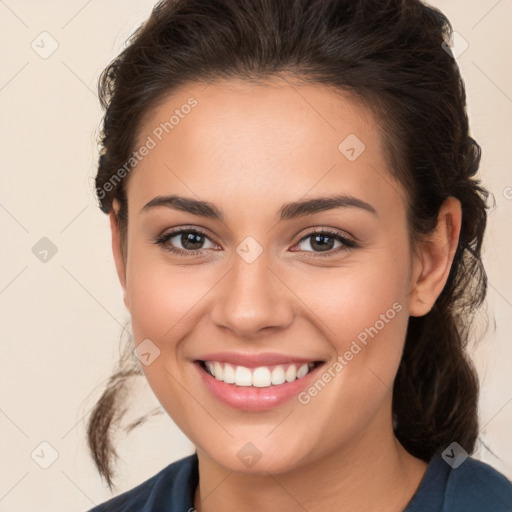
[126,78,405,222]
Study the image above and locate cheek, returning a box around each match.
[295,249,410,348]
[291,247,411,413]
[124,252,213,432]
[125,247,211,346]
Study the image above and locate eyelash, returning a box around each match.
[153,227,358,258]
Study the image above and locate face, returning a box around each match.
[110,78,427,474]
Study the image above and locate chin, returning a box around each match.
[200,438,313,475]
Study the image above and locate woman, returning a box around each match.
[86,0,512,510]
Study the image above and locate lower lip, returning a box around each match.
[195,362,323,411]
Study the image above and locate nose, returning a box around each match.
[209,249,295,339]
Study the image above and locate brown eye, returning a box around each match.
[293,229,357,257]
[154,228,216,256]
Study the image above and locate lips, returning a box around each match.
[193,351,325,411]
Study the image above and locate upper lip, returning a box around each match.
[195,351,323,368]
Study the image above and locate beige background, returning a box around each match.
[0,1,511,510]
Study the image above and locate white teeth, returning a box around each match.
[296,364,309,379]
[285,365,297,382]
[252,367,271,387]
[271,365,286,385]
[204,361,316,387]
[213,361,224,381]
[223,363,236,384]
[234,365,253,386]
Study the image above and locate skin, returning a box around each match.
[109,77,462,511]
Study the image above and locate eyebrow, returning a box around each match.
[140,193,378,220]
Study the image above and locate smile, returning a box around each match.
[194,354,325,411]
[201,361,319,387]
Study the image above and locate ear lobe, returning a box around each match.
[408,197,462,317]
[109,200,129,310]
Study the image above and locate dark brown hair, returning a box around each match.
[88,0,489,490]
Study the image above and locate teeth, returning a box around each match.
[223,363,236,384]
[285,365,297,382]
[234,365,253,386]
[253,367,271,387]
[271,365,286,385]
[296,364,309,379]
[213,361,224,381]
[204,361,316,387]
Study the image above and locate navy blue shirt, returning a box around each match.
[88,452,512,511]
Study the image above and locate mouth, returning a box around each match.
[194,358,325,411]
[198,360,323,387]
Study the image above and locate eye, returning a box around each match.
[153,226,358,258]
[153,227,217,256]
[292,228,357,257]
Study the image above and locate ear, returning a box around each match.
[110,200,130,310]
[408,196,462,317]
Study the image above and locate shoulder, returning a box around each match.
[86,453,198,512]
[443,456,512,511]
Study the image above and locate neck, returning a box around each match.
[193,408,427,512]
